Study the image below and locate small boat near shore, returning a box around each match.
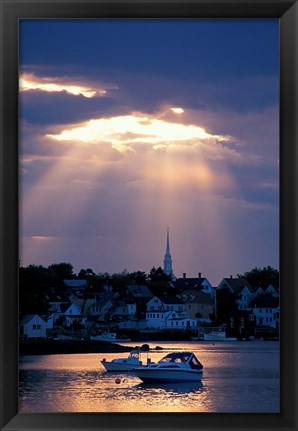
[90,332,131,343]
[132,351,203,383]
[203,330,237,341]
[101,350,154,372]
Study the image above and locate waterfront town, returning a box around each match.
[19,230,279,349]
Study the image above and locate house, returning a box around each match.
[127,285,153,298]
[146,308,168,329]
[217,276,255,310]
[88,292,114,319]
[250,282,279,298]
[265,282,279,297]
[45,290,71,328]
[126,285,154,317]
[146,297,186,329]
[63,303,87,327]
[183,291,215,323]
[20,314,47,339]
[164,312,197,330]
[248,296,279,328]
[110,299,137,319]
[174,273,215,297]
[146,296,185,314]
[146,309,197,330]
[63,279,87,296]
[228,310,256,338]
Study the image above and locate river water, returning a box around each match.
[19,340,279,413]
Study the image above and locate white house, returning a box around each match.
[174,273,215,297]
[146,296,185,313]
[265,283,279,297]
[146,296,186,329]
[146,309,197,330]
[20,314,47,339]
[248,296,279,328]
[63,279,87,297]
[217,277,255,311]
[164,312,197,330]
[45,291,71,328]
[64,303,87,327]
[111,300,137,318]
[146,310,167,329]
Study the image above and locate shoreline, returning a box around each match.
[19,336,278,356]
[19,339,134,356]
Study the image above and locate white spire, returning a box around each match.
[164,227,174,278]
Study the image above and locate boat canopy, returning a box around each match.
[158,352,203,370]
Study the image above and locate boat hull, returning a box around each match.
[203,333,237,341]
[133,368,203,383]
[101,361,141,372]
[91,335,131,342]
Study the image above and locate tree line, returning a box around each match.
[19,262,279,319]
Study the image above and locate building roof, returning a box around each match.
[45,291,70,303]
[220,277,254,293]
[60,303,71,313]
[266,281,279,292]
[174,276,210,291]
[192,291,214,305]
[20,314,45,324]
[127,285,153,298]
[159,296,185,305]
[248,296,279,308]
[94,292,114,306]
[63,279,87,288]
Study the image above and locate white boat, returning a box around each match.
[90,332,130,342]
[203,331,237,341]
[101,350,153,372]
[132,351,203,383]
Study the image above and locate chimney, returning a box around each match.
[198,272,202,279]
[230,275,233,279]
[183,273,186,279]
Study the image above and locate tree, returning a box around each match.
[128,271,147,285]
[78,268,95,279]
[148,267,173,296]
[19,265,55,315]
[237,266,279,288]
[48,263,74,280]
[149,267,170,283]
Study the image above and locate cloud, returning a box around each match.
[46,113,230,152]
[19,72,116,98]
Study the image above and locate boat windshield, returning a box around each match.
[158,352,203,369]
[159,353,191,364]
[189,355,203,370]
[129,351,140,359]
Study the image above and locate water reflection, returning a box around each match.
[135,381,204,395]
[19,341,279,413]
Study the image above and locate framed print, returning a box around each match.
[0,0,297,430]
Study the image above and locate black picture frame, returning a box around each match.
[0,0,297,430]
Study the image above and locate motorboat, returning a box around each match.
[101,350,153,372]
[90,332,131,342]
[132,351,203,383]
[203,330,237,341]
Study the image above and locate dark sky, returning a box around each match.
[19,19,279,284]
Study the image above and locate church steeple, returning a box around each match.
[164,227,174,278]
